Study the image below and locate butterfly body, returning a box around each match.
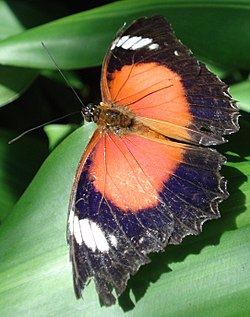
[68,15,239,306]
[88,102,136,135]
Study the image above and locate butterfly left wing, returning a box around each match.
[68,128,227,306]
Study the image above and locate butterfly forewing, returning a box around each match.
[101,15,239,145]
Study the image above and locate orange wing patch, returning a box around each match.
[108,62,193,141]
[89,131,185,212]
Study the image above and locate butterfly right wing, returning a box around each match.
[101,15,239,146]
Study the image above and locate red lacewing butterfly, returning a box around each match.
[67,15,239,306]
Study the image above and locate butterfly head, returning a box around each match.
[81,103,100,123]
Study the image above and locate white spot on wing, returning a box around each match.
[90,221,109,252]
[148,43,159,50]
[122,36,142,49]
[73,216,83,244]
[76,219,94,250]
[109,234,118,247]
[174,50,179,56]
[116,35,130,47]
[75,218,109,252]
[68,208,74,235]
[131,37,153,50]
[139,237,144,244]
[114,35,156,51]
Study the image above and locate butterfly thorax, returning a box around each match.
[82,102,135,135]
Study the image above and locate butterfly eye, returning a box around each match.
[82,103,100,122]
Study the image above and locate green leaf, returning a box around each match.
[230,79,250,113]
[0,0,38,107]
[0,128,48,222]
[44,124,79,150]
[0,0,250,70]
[0,117,249,316]
[0,0,70,38]
[0,2,36,108]
[0,66,37,107]
[0,1,24,40]
[0,0,70,107]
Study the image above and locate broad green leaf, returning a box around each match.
[0,0,69,107]
[44,124,79,150]
[0,0,69,38]
[0,66,37,107]
[0,128,48,222]
[0,1,36,108]
[0,1,38,107]
[230,79,250,112]
[0,117,249,316]
[0,1,24,39]
[0,0,249,70]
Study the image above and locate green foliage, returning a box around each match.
[0,1,249,316]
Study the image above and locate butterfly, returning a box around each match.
[67,15,239,306]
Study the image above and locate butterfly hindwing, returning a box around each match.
[68,128,227,305]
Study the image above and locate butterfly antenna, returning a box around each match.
[8,111,80,144]
[9,42,88,144]
[41,41,86,109]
